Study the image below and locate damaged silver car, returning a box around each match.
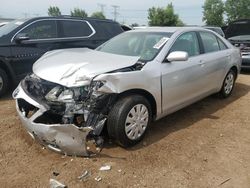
[13,27,241,156]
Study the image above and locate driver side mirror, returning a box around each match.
[14,33,30,43]
[166,51,189,62]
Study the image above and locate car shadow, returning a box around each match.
[0,92,12,101]
[105,82,250,151]
[241,69,250,75]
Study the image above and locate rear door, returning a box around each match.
[57,19,96,49]
[198,31,229,91]
[10,19,58,80]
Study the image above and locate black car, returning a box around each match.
[225,19,250,70]
[0,16,123,96]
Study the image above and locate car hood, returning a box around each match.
[33,48,140,87]
[228,35,250,41]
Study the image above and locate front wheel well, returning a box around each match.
[117,89,157,119]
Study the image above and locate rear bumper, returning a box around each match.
[13,85,92,157]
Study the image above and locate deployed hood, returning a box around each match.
[33,48,140,87]
[228,35,250,41]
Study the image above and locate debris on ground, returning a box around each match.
[219,178,231,186]
[50,179,67,188]
[78,170,91,181]
[95,176,102,182]
[53,171,60,176]
[118,169,122,173]
[99,165,112,171]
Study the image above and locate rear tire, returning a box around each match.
[219,69,236,98]
[0,68,9,97]
[107,95,152,147]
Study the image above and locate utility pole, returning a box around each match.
[98,3,106,14]
[111,5,119,21]
[22,12,28,18]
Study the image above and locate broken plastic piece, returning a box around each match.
[99,165,111,171]
[78,170,91,181]
[95,176,102,182]
[50,179,67,188]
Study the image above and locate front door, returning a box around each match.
[10,20,58,80]
[161,32,206,114]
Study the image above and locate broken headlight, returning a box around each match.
[89,81,105,97]
[45,86,88,103]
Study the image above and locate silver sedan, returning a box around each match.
[13,27,241,156]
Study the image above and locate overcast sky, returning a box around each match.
[0,0,205,25]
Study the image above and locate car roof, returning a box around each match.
[25,16,117,23]
[129,26,208,33]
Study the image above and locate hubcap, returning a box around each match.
[125,104,149,140]
[0,76,3,91]
[224,72,234,95]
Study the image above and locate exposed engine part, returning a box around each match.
[16,75,118,156]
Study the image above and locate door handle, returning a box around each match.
[198,60,205,66]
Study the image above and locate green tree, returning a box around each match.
[48,6,61,16]
[148,3,183,26]
[225,0,250,23]
[202,0,224,26]
[91,11,106,19]
[71,8,88,18]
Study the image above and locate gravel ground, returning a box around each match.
[0,72,249,188]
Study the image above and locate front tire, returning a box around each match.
[219,69,236,98]
[0,68,9,97]
[107,95,152,147]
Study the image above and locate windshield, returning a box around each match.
[0,19,26,38]
[97,31,173,61]
[226,20,250,39]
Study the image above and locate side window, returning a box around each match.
[60,20,93,38]
[21,20,57,39]
[170,32,200,57]
[217,38,228,50]
[200,32,220,53]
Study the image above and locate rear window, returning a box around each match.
[95,21,123,38]
[217,38,228,50]
[59,20,93,38]
[200,32,220,53]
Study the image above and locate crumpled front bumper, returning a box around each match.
[13,85,93,157]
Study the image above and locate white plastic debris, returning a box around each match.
[78,170,91,181]
[118,169,122,173]
[99,165,111,171]
[95,176,102,182]
[50,179,67,188]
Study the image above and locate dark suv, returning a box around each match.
[225,19,250,70]
[0,16,123,96]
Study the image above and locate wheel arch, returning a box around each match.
[230,66,238,79]
[0,60,15,84]
[117,89,157,119]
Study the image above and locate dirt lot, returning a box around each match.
[0,72,250,188]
